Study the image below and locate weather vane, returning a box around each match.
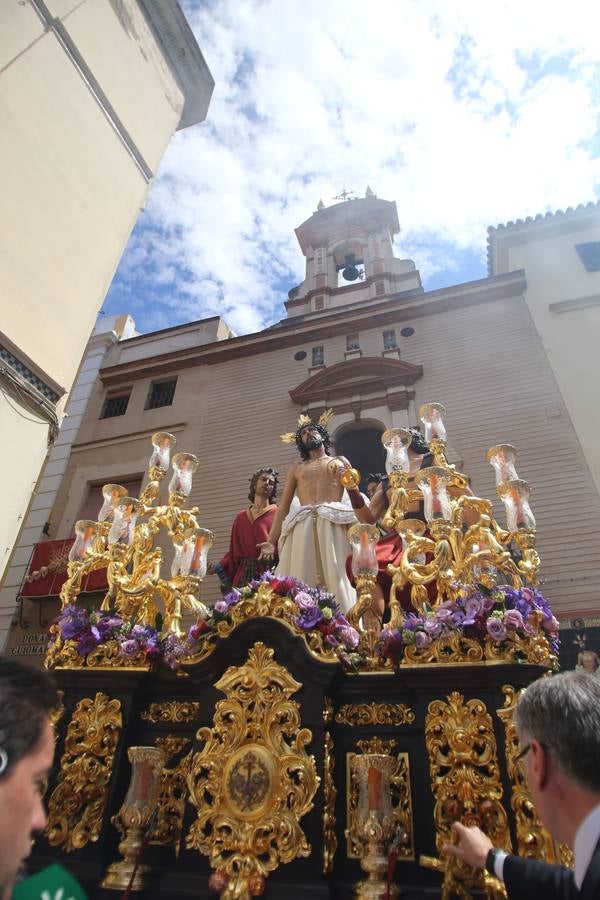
[333,189,356,202]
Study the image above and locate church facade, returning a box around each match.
[3,192,599,653]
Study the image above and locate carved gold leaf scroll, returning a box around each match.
[46,692,122,851]
[346,738,414,862]
[335,703,415,726]
[150,736,192,852]
[323,730,337,874]
[141,700,200,724]
[186,642,319,898]
[424,692,510,898]
[496,685,574,868]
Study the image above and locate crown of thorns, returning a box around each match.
[280,409,334,444]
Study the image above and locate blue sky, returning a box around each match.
[102,0,600,336]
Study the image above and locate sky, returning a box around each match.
[101,0,600,337]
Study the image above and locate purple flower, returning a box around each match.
[542,615,559,632]
[435,606,453,625]
[119,638,140,657]
[504,609,524,631]
[222,590,241,608]
[75,629,100,655]
[424,617,442,637]
[324,634,338,647]
[296,606,324,630]
[336,624,360,650]
[486,617,507,642]
[294,591,316,610]
[415,630,432,649]
[60,606,89,640]
[214,600,229,614]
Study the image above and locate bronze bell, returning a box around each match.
[341,253,360,281]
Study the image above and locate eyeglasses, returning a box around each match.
[515,741,548,763]
[515,743,531,763]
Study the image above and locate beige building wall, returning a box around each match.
[43,271,600,626]
[0,0,213,590]
[488,202,600,492]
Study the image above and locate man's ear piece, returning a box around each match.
[0,747,8,775]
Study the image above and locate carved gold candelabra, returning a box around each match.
[379,405,541,628]
[350,753,399,899]
[101,745,166,891]
[59,432,214,637]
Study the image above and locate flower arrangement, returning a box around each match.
[53,604,194,670]
[50,570,362,670]
[204,570,361,664]
[377,584,559,665]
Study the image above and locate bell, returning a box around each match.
[341,253,360,281]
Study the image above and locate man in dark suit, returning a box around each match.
[443,671,600,899]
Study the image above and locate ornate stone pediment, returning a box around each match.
[289,356,423,416]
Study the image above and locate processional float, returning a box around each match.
[39,404,566,900]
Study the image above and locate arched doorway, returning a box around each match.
[335,426,386,490]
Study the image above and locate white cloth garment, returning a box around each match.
[276,499,357,613]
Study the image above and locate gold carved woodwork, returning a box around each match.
[335,703,415,726]
[404,632,484,665]
[149,737,192,852]
[424,692,510,899]
[185,642,319,898]
[322,730,337,874]
[45,629,150,670]
[141,700,200,724]
[496,685,573,868]
[346,740,414,862]
[182,582,340,666]
[323,695,334,724]
[46,692,122,852]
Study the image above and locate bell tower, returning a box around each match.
[285,188,422,318]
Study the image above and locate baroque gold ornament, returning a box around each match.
[46,693,122,851]
[141,700,201,724]
[423,692,510,899]
[322,730,337,874]
[335,703,415,727]
[186,642,319,898]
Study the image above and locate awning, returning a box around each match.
[20,539,108,598]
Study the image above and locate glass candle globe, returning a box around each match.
[498,479,536,531]
[148,431,176,471]
[168,452,199,497]
[107,498,141,546]
[97,484,128,523]
[486,444,519,486]
[418,402,447,443]
[416,467,453,522]
[69,520,98,561]
[347,523,380,577]
[381,428,411,474]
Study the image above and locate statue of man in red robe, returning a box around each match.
[213,467,279,593]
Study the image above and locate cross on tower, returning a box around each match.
[333,189,356,202]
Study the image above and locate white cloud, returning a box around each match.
[104,0,600,335]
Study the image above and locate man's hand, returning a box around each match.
[257,541,276,561]
[442,823,493,869]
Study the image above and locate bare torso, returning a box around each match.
[293,456,345,505]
